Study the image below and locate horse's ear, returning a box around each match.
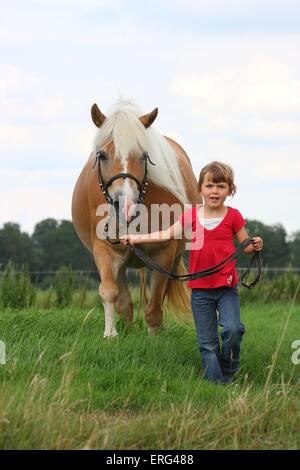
[139,107,158,128]
[91,103,106,128]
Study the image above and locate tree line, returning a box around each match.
[0,219,95,273]
[0,218,300,273]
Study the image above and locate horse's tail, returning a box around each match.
[137,258,192,324]
[165,256,192,323]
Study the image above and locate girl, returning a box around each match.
[120,161,263,385]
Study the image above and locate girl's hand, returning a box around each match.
[252,236,263,251]
[120,235,140,246]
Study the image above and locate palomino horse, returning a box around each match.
[72,100,200,337]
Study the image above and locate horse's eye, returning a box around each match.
[140,152,148,163]
[97,151,108,161]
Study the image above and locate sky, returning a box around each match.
[1,0,300,235]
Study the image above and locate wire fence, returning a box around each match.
[0,266,299,306]
[1,267,299,289]
[0,267,298,276]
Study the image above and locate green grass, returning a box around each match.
[0,300,300,449]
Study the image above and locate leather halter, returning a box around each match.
[93,150,155,205]
[93,149,155,244]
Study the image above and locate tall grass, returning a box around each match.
[0,299,299,449]
[239,269,300,304]
[1,265,299,310]
[0,262,35,309]
[54,266,75,307]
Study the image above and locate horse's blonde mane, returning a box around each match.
[93,99,189,204]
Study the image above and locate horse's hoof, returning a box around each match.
[103,329,118,338]
[147,325,160,335]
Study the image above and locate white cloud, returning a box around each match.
[0,169,74,186]
[31,0,113,5]
[0,64,79,124]
[65,127,95,157]
[188,136,300,180]
[0,64,40,106]
[1,4,300,235]
[258,159,300,180]
[172,55,300,115]
[241,120,300,140]
[0,123,94,166]
[0,62,95,163]
[171,54,300,140]
[41,97,66,120]
[185,136,300,232]
[238,56,300,115]
[164,0,299,15]
[1,186,73,235]
[0,126,35,152]
[0,3,142,46]
[0,169,75,234]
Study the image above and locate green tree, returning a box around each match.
[288,231,300,267]
[236,219,290,268]
[0,223,34,269]
[31,218,95,271]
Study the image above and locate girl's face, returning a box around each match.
[200,173,231,209]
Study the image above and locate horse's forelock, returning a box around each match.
[95,102,148,161]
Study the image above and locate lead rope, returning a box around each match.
[127,238,262,289]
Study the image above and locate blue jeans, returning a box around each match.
[191,286,245,384]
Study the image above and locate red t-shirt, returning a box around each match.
[179,206,245,289]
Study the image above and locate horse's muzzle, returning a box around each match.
[113,193,137,224]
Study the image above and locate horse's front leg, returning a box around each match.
[145,241,177,335]
[93,242,123,338]
[116,267,134,326]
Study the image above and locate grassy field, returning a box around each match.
[0,298,299,450]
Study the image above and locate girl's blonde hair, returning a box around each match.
[198,161,237,196]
